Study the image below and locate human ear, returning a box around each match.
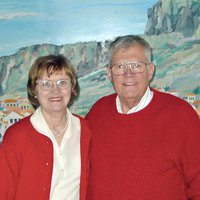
[106,67,113,82]
[148,63,155,81]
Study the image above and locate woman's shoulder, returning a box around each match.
[8,115,32,131]
[2,115,33,144]
[72,114,91,134]
[72,114,88,125]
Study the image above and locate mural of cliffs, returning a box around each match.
[0,0,200,140]
[145,0,200,37]
[0,41,110,95]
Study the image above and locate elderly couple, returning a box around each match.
[0,35,200,200]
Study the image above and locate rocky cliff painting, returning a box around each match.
[0,0,200,140]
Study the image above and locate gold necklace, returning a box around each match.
[54,120,68,137]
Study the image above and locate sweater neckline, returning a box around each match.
[111,89,160,117]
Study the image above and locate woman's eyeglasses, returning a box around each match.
[36,79,71,91]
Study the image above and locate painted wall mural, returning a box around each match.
[0,0,200,141]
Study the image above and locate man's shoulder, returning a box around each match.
[152,88,197,114]
[86,93,116,118]
[153,88,187,104]
[95,93,116,104]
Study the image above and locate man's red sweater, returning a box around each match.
[86,89,200,200]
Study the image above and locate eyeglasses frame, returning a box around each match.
[110,61,150,76]
[36,79,71,91]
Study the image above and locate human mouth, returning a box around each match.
[49,97,63,101]
[123,82,137,86]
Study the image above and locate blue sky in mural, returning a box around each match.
[0,0,157,56]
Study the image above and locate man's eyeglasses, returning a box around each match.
[36,79,71,91]
[110,61,150,76]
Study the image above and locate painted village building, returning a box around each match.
[0,96,33,142]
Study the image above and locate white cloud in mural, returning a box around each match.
[0,0,157,56]
[0,12,39,21]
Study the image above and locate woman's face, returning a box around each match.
[35,69,72,115]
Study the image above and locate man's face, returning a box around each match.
[107,44,154,108]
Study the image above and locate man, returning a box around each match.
[86,35,200,200]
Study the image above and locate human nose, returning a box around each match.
[124,64,135,75]
[51,82,60,91]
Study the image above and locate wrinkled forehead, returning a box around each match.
[111,44,149,63]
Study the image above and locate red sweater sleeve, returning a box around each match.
[0,116,53,200]
[0,126,25,199]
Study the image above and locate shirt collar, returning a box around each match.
[30,107,76,140]
[116,87,153,114]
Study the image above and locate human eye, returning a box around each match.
[58,80,67,86]
[57,80,70,89]
[40,80,52,89]
[42,80,51,86]
[112,64,125,71]
[129,62,147,73]
[117,64,125,69]
[131,62,142,68]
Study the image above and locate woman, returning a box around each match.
[0,55,91,200]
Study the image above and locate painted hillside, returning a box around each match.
[0,0,200,117]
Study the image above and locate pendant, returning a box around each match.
[56,132,60,137]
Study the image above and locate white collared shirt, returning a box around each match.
[116,87,153,114]
[30,107,81,200]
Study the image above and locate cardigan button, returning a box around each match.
[46,162,49,166]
